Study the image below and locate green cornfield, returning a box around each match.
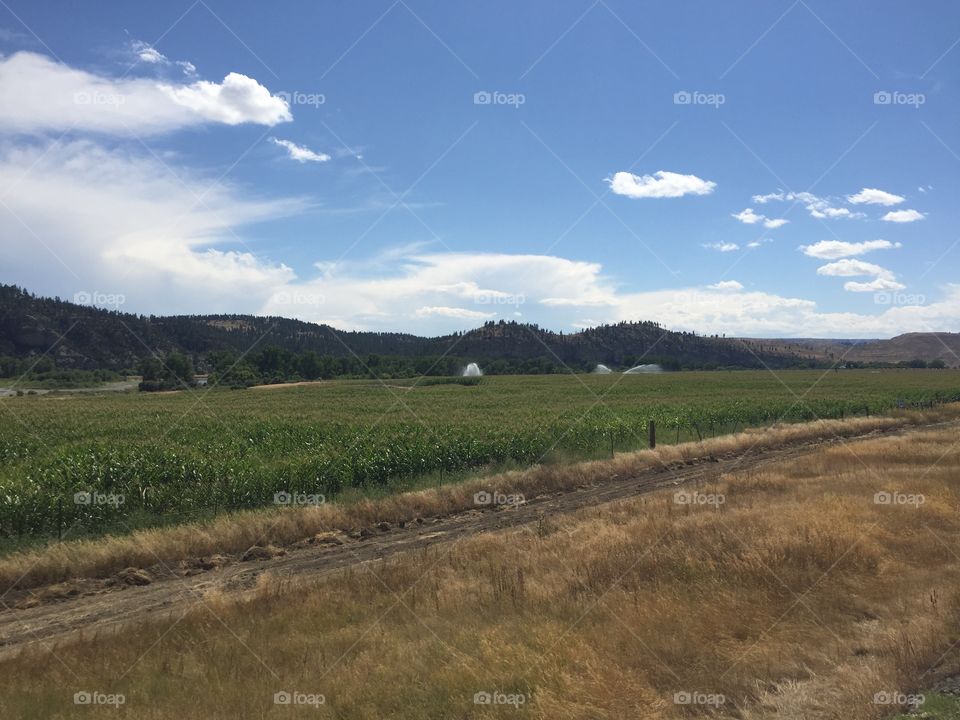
[1,369,958,546]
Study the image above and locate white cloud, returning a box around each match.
[752,192,785,204]
[707,280,744,290]
[0,51,291,135]
[816,259,895,278]
[159,72,291,126]
[733,208,763,224]
[607,170,716,198]
[704,242,739,252]
[882,209,924,223]
[816,259,905,291]
[129,41,196,76]
[800,239,901,260]
[131,41,166,64]
[847,188,905,206]
[269,137,331,163]
[809,206,855,219]
[0,140,304,314]
[751,189,863,220]
[733,208,787,228]
[842,278,905,292]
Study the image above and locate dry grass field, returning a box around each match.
[2,413,960,718]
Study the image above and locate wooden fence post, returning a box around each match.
[648,420,656,449]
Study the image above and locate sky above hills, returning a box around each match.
[0,0,958,338]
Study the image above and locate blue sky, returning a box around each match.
[0,0,957,337]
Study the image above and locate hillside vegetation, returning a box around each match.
[0,284,834,373]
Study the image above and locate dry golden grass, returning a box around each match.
[0,412,935,592]
[2,415,960,718]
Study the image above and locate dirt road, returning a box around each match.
[0,421,938,658]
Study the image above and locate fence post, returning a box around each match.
[57,497,63,542]
[648,420,656,449]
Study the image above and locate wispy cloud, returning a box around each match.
[270,138,331,163]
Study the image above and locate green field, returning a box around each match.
[1,369,958,547]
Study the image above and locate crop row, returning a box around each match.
[2,387,957,543]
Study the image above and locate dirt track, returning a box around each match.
[0,421,939,658]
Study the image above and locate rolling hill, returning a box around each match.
[0,284,818,372]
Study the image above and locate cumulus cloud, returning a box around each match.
[800,239,901,259]
[847,187,905,206]
[0,51,291,135]
[816,259,894,278]
[607,170,716,198]
[732,208,764,224]
[882,209,924,223]
[159,72,292,126]
[269,137,331,163]
[816,259,905,292]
